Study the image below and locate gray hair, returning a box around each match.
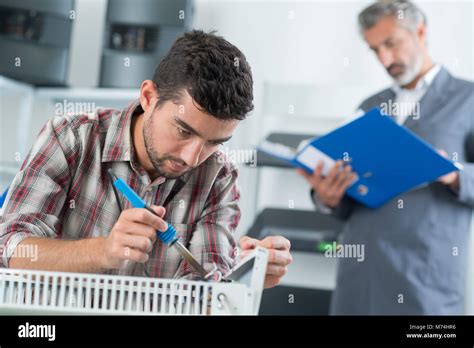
[358,0,427,33]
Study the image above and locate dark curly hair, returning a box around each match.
[152,30,254,120]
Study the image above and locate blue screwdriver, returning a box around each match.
[108,170,209,279]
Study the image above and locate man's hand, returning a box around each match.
[239,235,292,288]
[297,160,357,208]
[437,149,460,191]
[99,205,167,269]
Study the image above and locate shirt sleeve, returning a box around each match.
[442,121,474,206]
[0,116,76,267]
[310,189,357,221]
[310,189,334,214]
[453,162,474,206]
[173,163,240,281]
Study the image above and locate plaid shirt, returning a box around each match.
[0,100,240,279]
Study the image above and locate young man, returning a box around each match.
[299,0,473,314]
[0,30,292,288]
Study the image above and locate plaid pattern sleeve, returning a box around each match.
[0,116,76,267]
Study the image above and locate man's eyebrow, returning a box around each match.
[210,135,233,144]
[174,116,233,144]
[369,42,382,51]
[374,36,396,50]
[175,117,201,137]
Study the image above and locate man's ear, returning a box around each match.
[416,23,427,46]
[139,80,159,112]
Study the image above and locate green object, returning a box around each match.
[317,241,335,252]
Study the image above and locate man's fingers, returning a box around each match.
[334,165,353,190]
[258,236,291,251]
[267,249,293,265]
[337,172,357,195]
[239,236,257,250]
[150,205,166,218]
[123,222,157,242]
[244,236,293,289]
[266,264,288,277]
[311,161,324,187]
[240,247,292,265]
[239,236,292,268]
[123,247,149,263]
[332,164,349,189]
[264,275,282,288]
[122,208,167,231]
[121,234,153,253]
[314,161,324,178]
[297,161,325,189]
[325,160,344,186]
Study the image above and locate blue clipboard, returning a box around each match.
[258,108,460,208]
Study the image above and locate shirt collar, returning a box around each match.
[102,99,142,163]
[392,64,441,94]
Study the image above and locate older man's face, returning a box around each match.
[363,15,424,86]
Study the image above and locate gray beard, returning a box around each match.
[394,53,424,87]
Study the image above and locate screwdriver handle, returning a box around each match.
[111,175,177,244]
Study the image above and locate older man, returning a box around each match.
[299,0,473,314]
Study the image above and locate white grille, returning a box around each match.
[0,247,268,315]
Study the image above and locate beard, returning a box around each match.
[387,51,423,87]
[142,117,190,179]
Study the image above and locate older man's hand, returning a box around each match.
[437,149,460,191]
[239,235,292,288]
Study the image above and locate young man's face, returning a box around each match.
[142,88,239,179]
[363,15,425,86]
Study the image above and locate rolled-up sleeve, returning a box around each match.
[0,117,74,267]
